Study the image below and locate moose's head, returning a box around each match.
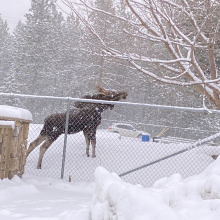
[96,86,128,101]
[74,87,128,110]
[94,86,128,110]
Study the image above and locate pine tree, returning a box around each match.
[12,0,64,95]
[56,16,87,97]
[83,0,134,90]
[0,15,12,92]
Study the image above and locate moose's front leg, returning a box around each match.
[90,130,97,158]
[83,131,90,157]
[91,137,96,158]
[26,135,46,158]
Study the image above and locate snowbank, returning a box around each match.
[91,158,220,220]
[0,105,32,122]
[1,160,220,219]
[0,174,95,220]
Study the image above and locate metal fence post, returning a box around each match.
[61,98,71,179]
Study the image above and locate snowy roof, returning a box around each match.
[0,105,32,122]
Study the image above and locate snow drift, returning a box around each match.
[1,157,220,219]
[91,158,220,220]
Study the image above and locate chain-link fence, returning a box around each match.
[1,93,220,187]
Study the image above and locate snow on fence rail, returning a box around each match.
[0,92,220,186]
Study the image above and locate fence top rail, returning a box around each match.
[1,92,220,115]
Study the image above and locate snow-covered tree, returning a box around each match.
[57,15,93,97]
[61,0,220,109]
[0,15,12,91]
[13,0,65,95]
[89,0,117,86]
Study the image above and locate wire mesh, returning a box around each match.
[1,93,220,187]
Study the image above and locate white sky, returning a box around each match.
[0,0,69,32]
[0,0,31,32]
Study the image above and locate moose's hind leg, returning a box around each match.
[37,137,53,169]
[84,130,97,158]
[26,135,47,158]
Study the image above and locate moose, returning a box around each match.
[26,87,128,169]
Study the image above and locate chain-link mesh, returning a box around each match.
[1,93,220,187]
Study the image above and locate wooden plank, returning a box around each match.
[0,129,7,179]
[0,116,32,123]
[0,120,30,179]
[0,128,8,179]
[4,128,12,178]
[0,125,14,129]
[0,134,2,175]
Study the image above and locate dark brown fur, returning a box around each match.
[26,88,127,169]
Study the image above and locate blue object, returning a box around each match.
[142,135,150,142]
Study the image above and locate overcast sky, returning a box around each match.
[0,0,69,33]
[0,0,31,32]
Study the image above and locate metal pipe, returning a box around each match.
[60,98,71,179]
[1,92,220,114]
[119,131,220,177]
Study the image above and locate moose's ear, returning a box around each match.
[110,105,114,110]
[96,85,106,94]
[96,86,112,96]
[122,92,128,99]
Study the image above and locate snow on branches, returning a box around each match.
[60,0,220,108]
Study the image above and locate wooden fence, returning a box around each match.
[0,117,31,179]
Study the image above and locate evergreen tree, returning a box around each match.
[83,0,135,90]
[0,15,12,92]
[12,0,64,95]
[57,16,89,97]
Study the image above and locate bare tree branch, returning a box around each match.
[59,0,220,108]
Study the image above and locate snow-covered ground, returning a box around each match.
[1,158,220,219]
[0,174,94,220]
[2,117,220,219]
[26,124,216,186]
